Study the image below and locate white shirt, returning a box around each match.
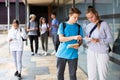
[85,21,113,53]
[8,27,27,51]
[39,23,49,35]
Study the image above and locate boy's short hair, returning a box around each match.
[51,12,56,16]
[30,14,36,18]
[69,7,81,15]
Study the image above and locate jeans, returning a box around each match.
[57,57,78,80]
[40,32,48,52]
[51,33,60,52]
[12,51,23,73]
[29,35,38,53]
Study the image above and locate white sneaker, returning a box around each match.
[44,52,47,56]
[41,50,45,54]
[51,51,56,55]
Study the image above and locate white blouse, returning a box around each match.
[39,23,49,35]
[85,21,113,53]
[8,27,27,51]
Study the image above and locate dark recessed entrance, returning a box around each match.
[30,5,48,22]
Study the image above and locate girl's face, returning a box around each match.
[12,22,18,29]
[86,12,97,23]
[69,13,80,24]
[42,18,45,23]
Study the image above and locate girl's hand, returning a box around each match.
[30,28,36,31]
[9,39,13,42]
[91,38,99,43]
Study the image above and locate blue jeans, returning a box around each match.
[57,57,78,80]
[12,51,23,73]
[51,33,60,52]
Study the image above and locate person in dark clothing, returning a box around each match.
[27,14,39,56]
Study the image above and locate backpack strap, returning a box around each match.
[62,22,66,35]
[75,23,80,35]
[20,28,22,32]
[28,22,30,29]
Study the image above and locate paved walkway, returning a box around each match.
[0,34,87,80]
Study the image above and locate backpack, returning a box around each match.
[62,22,82,46]
[20,28,27,41]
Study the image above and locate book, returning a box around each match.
[67,43,79,48]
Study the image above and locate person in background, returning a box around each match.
[27,14,39,56]
[8,19,27,79]
[39,17,49,56]
[85,6,113,80]
[56,7,83,80]
[50,12,59,55]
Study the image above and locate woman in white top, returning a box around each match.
[85,6,113,80]
[8,19,27,79]
[39,17,49,55]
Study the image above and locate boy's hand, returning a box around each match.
[74,35,82,40]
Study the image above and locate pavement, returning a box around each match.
[0,33,87,80]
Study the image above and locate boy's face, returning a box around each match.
[51,14,55,19]
[31,16,36,21]
[69,13,80,23]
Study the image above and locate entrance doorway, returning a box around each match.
[30,6,48,23]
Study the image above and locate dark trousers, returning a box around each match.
[57,57,78,80]
[51,34,60,52]
[29,35,38,53]
[40,32,48,52]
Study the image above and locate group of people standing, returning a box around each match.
[8,5,113,80]
[26,12,59,56]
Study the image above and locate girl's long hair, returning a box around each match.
[86,6,101,28]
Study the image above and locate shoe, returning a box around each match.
[51,51,56,55]
[31,53,34,56]
[44,52,47,56]
[17,73,22,80]
[38,53,42,56]
[14,71,18,76]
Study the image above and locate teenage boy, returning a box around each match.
[56,7,83,80]
[50,12,59,55]
[27,14,39,56]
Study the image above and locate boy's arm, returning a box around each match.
[59,34,82,42]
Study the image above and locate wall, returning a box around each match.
[0,2,25,24]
